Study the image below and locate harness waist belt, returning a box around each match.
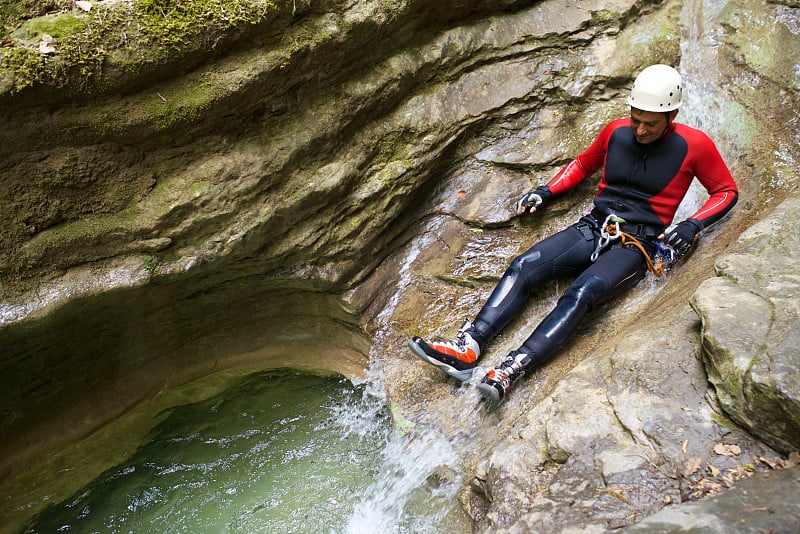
[590,208,663,238]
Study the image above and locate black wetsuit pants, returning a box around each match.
[471,216,650,369]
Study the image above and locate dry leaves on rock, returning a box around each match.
[713,442,741,456]
[682,457,702,477]
[681,449,800,500]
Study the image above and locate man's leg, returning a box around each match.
[478,245,647,403]
[409,220,596,380]
[471,221,598,340]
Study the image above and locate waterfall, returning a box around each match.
[674,0,734,223]
[338,231,474,533]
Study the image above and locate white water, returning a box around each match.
[337,364,480,533]
[338,228,472,533]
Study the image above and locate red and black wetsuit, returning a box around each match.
[470,118,738,369]
[550,118,738,232]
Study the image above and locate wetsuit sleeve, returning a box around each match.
[544,119,621,195]
[686,130,739,229]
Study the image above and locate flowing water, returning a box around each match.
[21,368,469,533]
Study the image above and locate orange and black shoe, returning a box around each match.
[477,351,531,405]
[408,320,483,381]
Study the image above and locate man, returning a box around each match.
[408,64,738,405]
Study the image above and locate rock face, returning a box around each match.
[1,0,799,532]
[692,196,800,455]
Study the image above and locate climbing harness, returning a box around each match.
[590,213,695,276]
[590,214,625,262]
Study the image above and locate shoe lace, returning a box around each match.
[453,330,470,349]
[495,353,528,384]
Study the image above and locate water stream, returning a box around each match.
[21,367,469,533]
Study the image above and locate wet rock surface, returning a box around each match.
[692,195,800,455]
[1,0,799,532]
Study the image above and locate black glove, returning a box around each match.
[664,219,702,255]
[515,186,552,214]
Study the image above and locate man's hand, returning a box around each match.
[661,219,702,256]
[516,192,543,214]
[515,186,552,215]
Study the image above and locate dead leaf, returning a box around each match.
[1,39,13,47]
[599,487,631,505]
[682,439,689,455]
[683,457,702,477]
[727,463,755,481]
[754,456,782,469]
[714,443,741,456]
[457,190,466,201]
[708,464,720,477]
[691,478,726,498]
[38,40,55,54]
[76,1,93,11]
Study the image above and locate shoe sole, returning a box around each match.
[407,338,475,382]
[476,382,503,405]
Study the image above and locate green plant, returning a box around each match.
[144,254,159,274]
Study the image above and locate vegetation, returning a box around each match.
[0,0,283,93]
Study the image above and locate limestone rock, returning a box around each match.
[691,195,800,454]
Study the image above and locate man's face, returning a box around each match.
[629,108,672,144]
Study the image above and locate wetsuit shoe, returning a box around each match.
[477,351,531,405]
[408,320,482,381]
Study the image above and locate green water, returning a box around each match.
[21,369,469,533]
[23,370,383,533]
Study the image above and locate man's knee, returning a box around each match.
[561,274,607,310]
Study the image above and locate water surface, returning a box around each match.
[24,369,466,533]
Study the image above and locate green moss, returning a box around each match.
[590,10,618,25]
[1,0,283,93]
[1,1,23,35]
[19,12,87,40]
[0,45,47,91]
[710,411,737,430]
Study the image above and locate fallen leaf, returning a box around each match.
[714,443,741,456]
[38,41,55,54]
[727,463,755,481]
[457,190,466,201]
[690,478,726,498]
[754,456,782,469]
[1,39,13,47]
[599,487,631,505]
[683,457,702,477]
[76,0,93,11]
[682,439,689,455]
[708,464,720,477]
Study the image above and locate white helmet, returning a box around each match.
[626,64,682,112]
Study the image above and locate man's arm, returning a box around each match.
[516,119,624,213]
[663,128,738,254]
[685,129,739,229]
